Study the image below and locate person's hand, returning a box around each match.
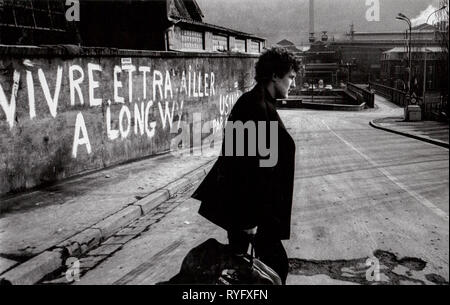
[243,226,257,236]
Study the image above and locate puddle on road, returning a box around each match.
[289,249,448,285]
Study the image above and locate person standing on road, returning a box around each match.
[192,47,299,284]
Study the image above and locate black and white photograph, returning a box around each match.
[0,0,448,294]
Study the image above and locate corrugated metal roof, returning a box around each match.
[176,18,265,41]
[384,46,445,53]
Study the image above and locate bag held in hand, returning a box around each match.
[160,238,282,285]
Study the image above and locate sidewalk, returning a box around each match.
[0,149,218,284]
[370,117,449,148]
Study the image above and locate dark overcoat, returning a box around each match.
[191,84,296,240]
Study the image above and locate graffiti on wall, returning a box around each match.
[0,59,241,158]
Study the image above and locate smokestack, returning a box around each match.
[309,0,315,43]
[350,23,355,41]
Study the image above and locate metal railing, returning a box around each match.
[422,95,448,120]
[369,81,408,107]
[347,83,375,108]
[369,81,449,120]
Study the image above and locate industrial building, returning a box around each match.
[0,0,265,53]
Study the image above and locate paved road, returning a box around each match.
[63,96,449,285]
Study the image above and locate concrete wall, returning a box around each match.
[0,47,258,196]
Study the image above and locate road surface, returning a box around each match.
[54,96,448,285]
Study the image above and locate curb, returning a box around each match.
[0,160,214,285]
[302,102,366,111]
[370,120,449,149]
[277,100,366,111]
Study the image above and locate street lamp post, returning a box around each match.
[346,63,351,83]
[426,5,447,24]
[423,5,447,105]
[423,48,429,105]
[396,13,412,107]
[344,59,355,83]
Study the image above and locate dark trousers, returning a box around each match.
[227,228,289,285]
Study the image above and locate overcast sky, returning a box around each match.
[196,0,443,45]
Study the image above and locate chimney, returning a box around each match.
[349,23,355,41]
[309,0,315,43]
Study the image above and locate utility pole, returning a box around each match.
[396,13,412,106]
[423,49,428,105]
[423,5,448,104]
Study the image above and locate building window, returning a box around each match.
[181,30,203,50]
[234,38,246,52]
[212,34,228,51]
[0,0,78,45]
[249,40,260,53]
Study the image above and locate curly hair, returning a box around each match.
[255,47,301,83]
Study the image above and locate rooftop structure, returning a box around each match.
[0,0,265,54]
